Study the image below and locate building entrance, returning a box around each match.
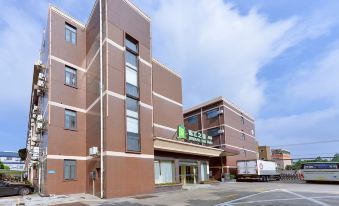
[179,161,198,184]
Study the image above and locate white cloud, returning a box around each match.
[286,44,339,104]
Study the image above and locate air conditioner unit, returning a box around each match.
[32,113,37,119]
[33,105,39,113]
[36,122,43,130]
[89,147,99,157]
[37,79,45,88]
[31,141,36,146]
[218,109,224,115]
[37,89,42,96]
[38,73,45,80]
[31,135,38,142]
[218,129,225,134]
[31,156,38,161]
[37,115,43,122]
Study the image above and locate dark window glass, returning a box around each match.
[242,133,246,140]
[304,163,337,169]
[206,108,219,119]
[126,83,139,98]
[125,38,138,53]
[127,97,138,113]
[125,51,138,68]
[65,66,77,87]
[207,127,219,137]
[65,23,76,45]
[241,116,245,124]
[187,116,198,124]
[127,132,140,151]
[64,160,76,180]
[65,109,77,130]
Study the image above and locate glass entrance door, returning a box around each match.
[179,161,198,184]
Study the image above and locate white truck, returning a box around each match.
[236,159,280,182]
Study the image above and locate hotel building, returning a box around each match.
[184,97,258,179]
[25,0,241,198]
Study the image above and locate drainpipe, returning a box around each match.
[99,0,104,199]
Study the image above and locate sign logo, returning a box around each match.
[177,125,186,139]
[177,125,213,145]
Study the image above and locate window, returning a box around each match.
[207,127,219,137]
[126,97,140,152]
[64,160,76,180]
[6,157,12,160]
[65,66,77,87]
[187,115,198,124]
[154,160,175,184]
[125,36,139,98]
[125,51,138,68]
[65,109,77,130]
[125,35,140,152]
[65,23,76,45]
[125,36,138,53]
[206,108,219,119]
[241,116,245,125]
[260,149,264,153]
[241,133,246,140]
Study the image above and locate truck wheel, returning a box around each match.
[260,176,264,182]
[19,187,30,196]
[265,176,269,182]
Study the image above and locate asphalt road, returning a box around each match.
[98,182,339,206]
[1,182,338,205]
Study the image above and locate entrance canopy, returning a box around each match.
[154,137,239,157]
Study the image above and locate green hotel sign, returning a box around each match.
[177,125,213,145]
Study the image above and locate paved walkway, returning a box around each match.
[0,182,338,205]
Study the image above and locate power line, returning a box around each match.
[270,139,339,147]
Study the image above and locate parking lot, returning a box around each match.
[1,181,338,205]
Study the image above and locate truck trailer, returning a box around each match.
[236,159,280,182]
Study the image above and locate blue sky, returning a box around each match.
[0,0,338,158]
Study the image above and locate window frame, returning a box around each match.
[63,159,76,180]
[65,22,77,45]
[206,108,219,119]
[64,109,77,130]
[65,65,77,88]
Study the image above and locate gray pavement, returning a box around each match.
[0,182,338,205]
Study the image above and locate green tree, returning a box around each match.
[18,148,27,161]
[332,153,339,162]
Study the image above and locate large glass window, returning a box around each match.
[65,23,76,45]
[207,127,219,137]
[64,160,76,180]
[187,115,198,124]
[125,35,140,152]
[65,66,77,87]
[206,108,219,119]
[125,51,138,69]
[200,162,208,181]
[65,109,77,130]
[126,97,140,152]
[125,37,138,53]
[154,160,175,184]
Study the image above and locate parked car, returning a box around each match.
[0,181,33,197]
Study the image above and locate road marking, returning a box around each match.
[215,189,281,206]
[281,189,331,206]
[255,188,267,192]
[231,197,303,205]
[224,194,237,199]
[222,194,339,205]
